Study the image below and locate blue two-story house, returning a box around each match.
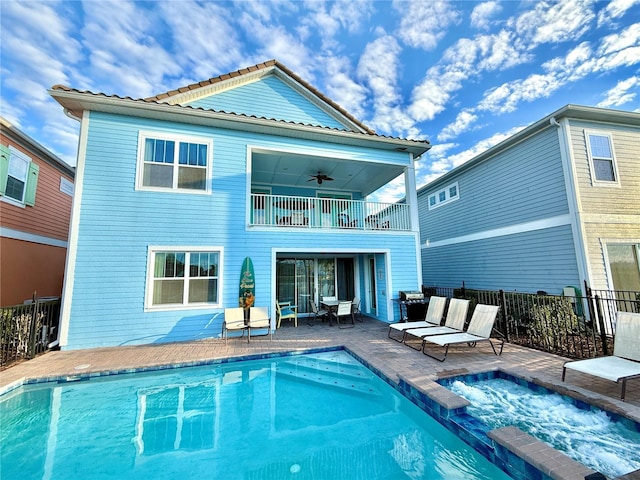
[50,60,431,350]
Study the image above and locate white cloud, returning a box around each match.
[393,0,461,50]
[80,1,180,97]
[597,76,640,107]
[597,0,640,25]
[321,56,369,120]
[158,1,243,82]
[515,0,596,48]
[356,35,417,136]
[470,1,503,30]
[300,0,374,50]
[437,110,478,141]
[237,13,314,82]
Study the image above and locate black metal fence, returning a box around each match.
[423,283,639,360]
[0,297,61,369]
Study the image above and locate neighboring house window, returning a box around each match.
[427,182,459,210]
[585,132,618,184]
[606,243,640,294]
[147,247,222,310]
[137,132,212,193]
[0,145,39,206]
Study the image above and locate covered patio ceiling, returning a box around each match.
[251,150,407,197]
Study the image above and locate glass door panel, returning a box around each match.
[318,259,336,300]
[296,259,314,314]
[276,259,296,304]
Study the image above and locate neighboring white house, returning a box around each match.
[418,105,640,296]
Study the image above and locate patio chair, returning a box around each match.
[308,299,329,326]
[404,298,470,350]
[222,307,248,343]
[336,301,355,329]
[352,296,363,322]
[388,296,447,342]
[421,304,503,361]
[276,301,298,328]
[248,306,272,341]
[562,312,640,401]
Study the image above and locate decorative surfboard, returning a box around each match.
[239,257,255,319]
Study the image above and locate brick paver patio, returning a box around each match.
[2,316,639,480]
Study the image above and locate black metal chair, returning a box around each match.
[308,299,329,326]
[352,296,363,322]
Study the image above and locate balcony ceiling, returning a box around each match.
[251,150,406,197]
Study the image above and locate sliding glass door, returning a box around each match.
[276,257,354,315]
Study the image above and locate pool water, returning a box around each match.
[1,350,513,480]
[447,376,640,479]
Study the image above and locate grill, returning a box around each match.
[396,291,428,321]
[399,290,424,301]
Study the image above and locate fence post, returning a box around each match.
[593,295,609,357]
[27,292,38,359]
[499,289,510,342]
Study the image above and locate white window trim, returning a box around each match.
[136,130,213,194]
[427,181,459,210]
[145,245,224,311]
[584,130,620,187]
[1,146,30,207]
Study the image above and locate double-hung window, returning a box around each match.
[147,247,222,310]
[0,145,39,206]
[137,132,212,193]
[585,131,619,185]
[428,182,459,210]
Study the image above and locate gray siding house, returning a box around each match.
[418,105,640,295]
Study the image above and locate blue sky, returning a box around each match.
[1,0,639,201]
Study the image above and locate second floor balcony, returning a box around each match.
[250,194,411,231]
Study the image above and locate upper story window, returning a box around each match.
[585,131,619,185]
[428,181,459,210]
[0,145,39,207]
[146,246,222,311]
[137,131,212,193]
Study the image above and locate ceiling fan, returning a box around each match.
[307,172,334,185]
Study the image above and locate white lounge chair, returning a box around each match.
[421,304,503,361]
[562,312,640,401]
[404,298,470,350]
[248,307,272,341]
[388,296,447,342]
[222,307,248,343]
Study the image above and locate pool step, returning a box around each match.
[277,357,381,396]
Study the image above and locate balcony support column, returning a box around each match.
[405,155,423,286]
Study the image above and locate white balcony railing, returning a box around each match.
[250,194,411,231]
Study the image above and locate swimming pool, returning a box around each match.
[440,371,640,479]
[1,350,513,480]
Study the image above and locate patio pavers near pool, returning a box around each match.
[2,316,640,480]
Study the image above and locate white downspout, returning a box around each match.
[405,153,423,287]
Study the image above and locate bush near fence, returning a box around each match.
[1,298,60,369]
[423,284,634,360]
